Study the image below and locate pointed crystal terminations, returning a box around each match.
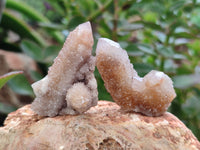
[96,38,176,116]
[31,22,98,117]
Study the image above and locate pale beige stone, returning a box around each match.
[0,101,199,150]
[0,50,38,107]
[0,50,38,72]
[31,22,98,117]
[96,38,176,116]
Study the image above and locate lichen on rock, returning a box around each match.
[96,38,176,117]
[31,22,98,117]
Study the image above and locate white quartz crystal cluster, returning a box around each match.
[31,22,98,117]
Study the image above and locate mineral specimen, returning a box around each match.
[96,38,176,116]
[31,22,98,117]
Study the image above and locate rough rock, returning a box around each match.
[0,101,199,150]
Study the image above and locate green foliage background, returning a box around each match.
[0,0,200,140]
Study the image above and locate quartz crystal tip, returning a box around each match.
[31,22,98,117]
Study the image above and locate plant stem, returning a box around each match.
[112,0,118,41]
[87,0,112,21]
[160,57,165,71]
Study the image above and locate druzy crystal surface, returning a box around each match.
[96,38,176,116]
[31,22,98,117]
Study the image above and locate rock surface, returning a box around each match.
[0,101,199,150]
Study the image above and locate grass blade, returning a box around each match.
[0,71,23,89]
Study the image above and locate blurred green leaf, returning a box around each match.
[8,74,34,96]
[20,40,43,62]
[153,31,166,43]
[176,64,193,75]
[191,8,200,28]
[6,0,64,43]
[6,0,48,21]
[0,71,23,89]
[193,87,200,97]
[67,16,86,29]
[119,23,144,31]
[94,68,112,101]
[133,63,155,77]
[173,54,186,60]
[143,11,158,23]
[29,70,43,82]
[43,45,61,63]
[137,44,156,55]
[126,44,144,56]
[1,11,46,46]
[157,46,174,58]
[169,0,186,11]
[173,32,195,39]
[173,74,200,89]
[164,59,176,73]
[138,21,163,31]
[182,95,200,118]
[127,51,144,57]
[45,1,65,17]
[38,22,65,30]
[97,20,112,38]
[0,102,17,114]
[187,40,200,55]
[87,0,112,21]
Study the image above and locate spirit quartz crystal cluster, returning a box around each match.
[31,22,98,117]
[31,22,176,117]
[96,38,176,116]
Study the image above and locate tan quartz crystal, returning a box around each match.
[31,22,98,117]
[96,38,176,116]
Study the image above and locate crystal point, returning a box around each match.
[31,22,98,117]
